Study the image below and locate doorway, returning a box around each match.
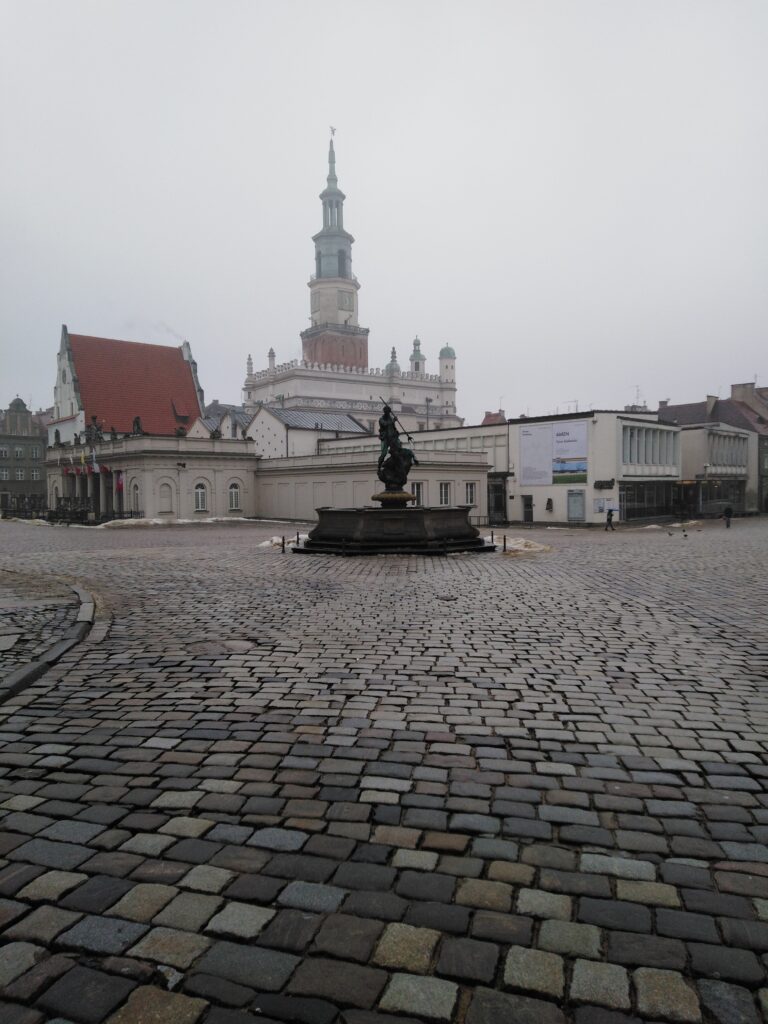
[522,495,534,523]
[488,477,507,525]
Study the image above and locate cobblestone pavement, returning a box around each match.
[0,569,80,675]
[0,517,767,1024]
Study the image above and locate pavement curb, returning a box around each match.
[0,583,96,704]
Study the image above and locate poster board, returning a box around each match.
[521,420,588,486]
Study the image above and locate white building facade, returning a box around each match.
[318,411,683,526]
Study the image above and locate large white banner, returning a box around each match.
[520,420,589,486]
[520,424,553,485]
[552,420,588,483]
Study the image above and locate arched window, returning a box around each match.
[228,483,241,511]
[338,249,346,278]
[194,483,207,511]
[159,483,173,513]
[62,369,67,383]
[132,483,140,513]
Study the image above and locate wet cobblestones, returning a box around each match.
[0,571,79,676]
[0,518,767,1023]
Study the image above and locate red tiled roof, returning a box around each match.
[69,334,202,436]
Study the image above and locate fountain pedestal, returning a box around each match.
[294,503,494,556]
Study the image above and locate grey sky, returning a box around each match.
[2,0,766,424]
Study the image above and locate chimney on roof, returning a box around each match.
[706,394,718,416]
[658,399,669,409]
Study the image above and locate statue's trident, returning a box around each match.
[379,396,416,446]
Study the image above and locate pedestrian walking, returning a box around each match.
[605,508,615,531]
[723,505,733,528]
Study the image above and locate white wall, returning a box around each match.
[254,450,489,521]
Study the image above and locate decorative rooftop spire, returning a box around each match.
[327,135,338,189]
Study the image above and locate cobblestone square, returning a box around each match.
[1,517,767,1023]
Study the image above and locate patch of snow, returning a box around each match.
[1,518,51,526]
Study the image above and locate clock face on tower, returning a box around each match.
[337,290,354,311]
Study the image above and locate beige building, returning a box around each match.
[48,434,257,520]
[254,449,490,522]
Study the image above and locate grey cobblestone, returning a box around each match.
[1,518,768,1023]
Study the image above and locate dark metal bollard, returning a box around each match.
[503,535,507,552]
[491,531,494,544]
[281,536,286,553]
[296,531,300,545]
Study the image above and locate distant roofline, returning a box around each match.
[69,332,185,351]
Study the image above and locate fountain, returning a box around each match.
[294,404,494,555]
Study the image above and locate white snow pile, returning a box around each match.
[1,517,51,526]
[99,516,253,529]
[482,535,551,555]
[259,534,310,548]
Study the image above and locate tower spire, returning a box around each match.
[302,134,369,370]
[327,134,337,188]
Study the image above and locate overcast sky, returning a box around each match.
[2,0,766,424]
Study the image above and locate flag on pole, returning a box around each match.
[91,450,100,474]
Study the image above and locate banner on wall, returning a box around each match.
[520,424,553,485]
[552,420,588,483]
[520,420,588,486]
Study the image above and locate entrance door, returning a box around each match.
[567,489,585,522]
[488,478,506,525]
[522,495,534,523]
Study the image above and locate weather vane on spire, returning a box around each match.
[330,126,336,137]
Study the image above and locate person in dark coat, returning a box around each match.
[723,505,733,528]
[605,508,615,531]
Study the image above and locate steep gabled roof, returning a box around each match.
[68,333,203,436]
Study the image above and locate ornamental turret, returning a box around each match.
[409,337,425,374]
[301,135,369,370]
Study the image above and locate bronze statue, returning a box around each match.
[132,416,144,435]
[376,400,418,492]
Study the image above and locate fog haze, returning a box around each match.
[2,0,766,423]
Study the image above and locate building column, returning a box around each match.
[99,472,107,518]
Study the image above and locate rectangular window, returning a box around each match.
[31,469,40,480]
[14,447,24,459]
[411,482,424,506]
[439,482,450,506]
[15,468,25,480]
[0,469,8,480]
[31,446,41,459]
[622,427,630,464]
[465,482,476,506]
[0,447,7,458]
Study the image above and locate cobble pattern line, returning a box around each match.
[0,571,80,675]
[0,518,766,1024]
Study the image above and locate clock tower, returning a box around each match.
[300,138,369,369]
